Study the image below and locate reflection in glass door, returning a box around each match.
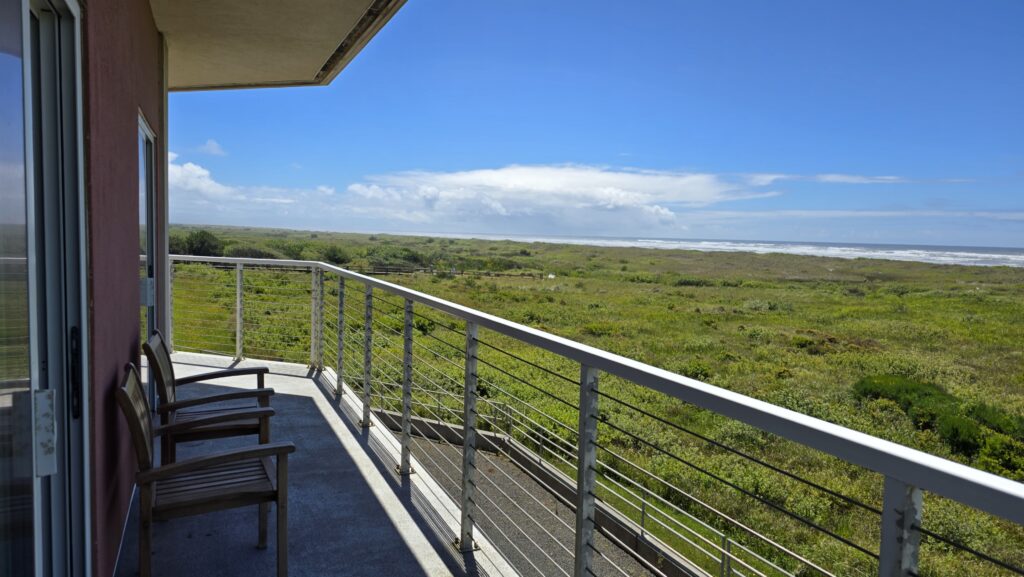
[140,117,156,408]
[0,0,35,574]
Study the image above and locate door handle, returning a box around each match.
[69,326,81,419]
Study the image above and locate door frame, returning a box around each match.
[138,112,157,409]
[22,0,91,575]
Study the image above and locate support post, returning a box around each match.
[361,285,372,427]
[234,263,243,360]
[878,476,923,577]
[640,497,647,536]
[336,276,345,397]
[310,267,324,369]
[459,321,479,552]
[719,536,731,577]
[399,299,414,475]
[167,260,174,352]
[573,365,599,577]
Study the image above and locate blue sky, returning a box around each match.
[169,1,1024,247]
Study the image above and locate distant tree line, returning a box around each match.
[168,228,529,274]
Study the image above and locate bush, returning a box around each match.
[853,375,954,429]
[673,277,713,287]
[682,360,712,381]
[268,240,307,260]
[413,317,435,335]
[321,245,351,265]
[936,413,983,456]
[224,245,280,259]
[969,403,1024,440]
[169,234,187,255]
[582,322,616,337]
[180,230,223,256]
[976,434,1024,480]
[852,375,1024,465]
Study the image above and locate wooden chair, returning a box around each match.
[116,364,295,577]
[143,330,275,465]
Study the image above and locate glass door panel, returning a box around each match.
[0,0,35,574]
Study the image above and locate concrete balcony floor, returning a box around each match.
[117,352,518,577]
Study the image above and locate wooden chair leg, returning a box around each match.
[259,416,270,445]
[258,503,268,549]
[161,434,171,466]
[277,456,289,577]
[140,487,153,577]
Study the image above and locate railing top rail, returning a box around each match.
[170,253,1024,525]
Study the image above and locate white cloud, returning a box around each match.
[813,174,905,184]
[745,173,907,185]
[168,159,235,198]
[343,164,781,230]
[166,158,1019,244]
[170,156,323,221]
[197,139,227,156]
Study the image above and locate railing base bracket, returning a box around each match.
[395,465,415,476]
[453,538,479,553]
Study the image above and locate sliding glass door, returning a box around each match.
[1,1,85,576]
[0,0,36,574]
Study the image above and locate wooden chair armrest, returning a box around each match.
[154,407,275,437]
[175,366,270,386]
[157,388,275,413]
[138,442,296,484]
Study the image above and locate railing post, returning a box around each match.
[640,497,647,536]
[361,285,372,427]
[458,321,479,552]
[573,365,599,577]
[878,476,923,577]
[719,535,731,577]
[310,267,323,369]
[336,276,345,398]
[167,259,174,352]
[234,263,243,360]
[399,299,414,475]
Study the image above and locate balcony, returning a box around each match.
[132,254,1024,577]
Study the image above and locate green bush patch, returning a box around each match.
[854,375,1024,476]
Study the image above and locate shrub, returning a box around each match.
[224,245,280,259]
[969,403,1024,440]
[268,240,307,260]
[169,234,187,255]
[413,317,435,335]
[181,230,223,256]
[976,434,1024,480]
[853,375,953,428]
[321,245,351,265]
[673,277,713,287]
[582,322,615,337]
[935,413,983,456]
[682,361,711,381]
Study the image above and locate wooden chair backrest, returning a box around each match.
[143,330,176,406]
[114,364,154,472]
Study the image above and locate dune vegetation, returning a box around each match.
[169,225,1024,576]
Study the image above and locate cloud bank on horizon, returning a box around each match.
[168,154,1024,246]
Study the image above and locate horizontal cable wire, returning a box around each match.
[597,389,882,516]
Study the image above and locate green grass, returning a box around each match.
[169,225,1024,576]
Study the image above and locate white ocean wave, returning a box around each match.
[415,233,1024,268]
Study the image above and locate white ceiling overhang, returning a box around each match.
[150,0,406,91]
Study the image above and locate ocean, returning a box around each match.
[420,233,1024,268]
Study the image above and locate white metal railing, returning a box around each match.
[168,254,1024,577]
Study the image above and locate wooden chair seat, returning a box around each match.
[154,457,276,519]
[173,408,261,440]
[144,330,276,465]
